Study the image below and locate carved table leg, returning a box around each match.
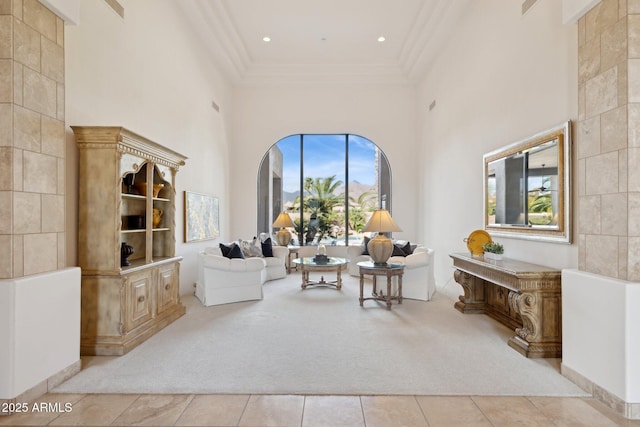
[453,269,487,313]
[385,274,392,310]
[508,290,562,358]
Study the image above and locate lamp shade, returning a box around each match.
[362,209,402,233]
[272,212,295,228]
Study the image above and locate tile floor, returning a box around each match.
[1,393,639,426]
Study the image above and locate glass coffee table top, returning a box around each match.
[292,257,348,289]
[292,257,348,267]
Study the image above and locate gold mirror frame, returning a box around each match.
[483,121,572,243]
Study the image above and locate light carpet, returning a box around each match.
[54,272,587,396]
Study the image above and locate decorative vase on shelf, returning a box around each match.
[134,182,164,198]
[123,173,135,194]
[152,208,163,228]
[121,242,134,267]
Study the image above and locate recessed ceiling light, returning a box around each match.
[263,36,271,42]
[377,36,386,42]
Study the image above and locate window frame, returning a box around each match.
[257,134,391,246]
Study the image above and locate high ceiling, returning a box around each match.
[177,0,471,85]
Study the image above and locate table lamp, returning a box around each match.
[272,212,295,246]
[362,209,402,265]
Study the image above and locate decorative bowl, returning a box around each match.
[135,182,164,197]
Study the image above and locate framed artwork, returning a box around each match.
[184,191,219,242]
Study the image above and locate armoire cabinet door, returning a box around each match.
[125,269,153,331]
[157,262,179,314]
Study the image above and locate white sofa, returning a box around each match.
[347,243,436,301]
[195,245,288,306]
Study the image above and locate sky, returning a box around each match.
[276,134,378,193]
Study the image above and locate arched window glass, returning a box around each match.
[258,134,391,246]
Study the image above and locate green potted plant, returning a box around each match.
[483,242,504,260]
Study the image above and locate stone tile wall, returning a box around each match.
[0,0,65,279]
[578,0,640,280]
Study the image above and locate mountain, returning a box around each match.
[282,180,376,204]
[283,190,299,203]
[341,180,376,200]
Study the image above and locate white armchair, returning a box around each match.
[195,245,288,306]
[347,243,436,301]
[263,246,289,281]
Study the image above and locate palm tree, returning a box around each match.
[348,189,377,233]
[349,189,377,211]
[291,176,345,244]
[305,176,344,243]
[528,177,553,224]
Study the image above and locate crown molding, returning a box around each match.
[176,0,250,83]
[177,0,467,86]
[400,0,472,81]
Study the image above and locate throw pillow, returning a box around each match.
[238,237,263,258]
[400,241,414,256]
[261,237,274,257]
[392,244,406,257]
[219,242,232,257]
[219,242,244,259]
[391,241,413,257]
[362,236,370,255]
[250,237,263,257]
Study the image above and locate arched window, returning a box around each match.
[258,134,391,246]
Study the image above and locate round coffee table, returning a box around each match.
[292,257,348,289]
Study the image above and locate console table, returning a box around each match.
[449,252,562,358]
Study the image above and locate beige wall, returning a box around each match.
[229,84,419,241]
[0,0,66,279]
[65,0,233,294]
[64,0,584,293]
[417,0,580,290]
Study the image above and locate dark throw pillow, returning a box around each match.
[391,241,413,257]
[219,242,232,257]
[362,236,370,255]
[261,237,274,257]
[392,244,406,257]
[220,242,244,259]
[400,241,414,256]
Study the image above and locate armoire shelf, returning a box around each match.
[72,126,187,356]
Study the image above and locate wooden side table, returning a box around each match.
[357,261,405,310]
[286,246,301,273]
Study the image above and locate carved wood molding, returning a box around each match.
[72,126,187,171]
[450,255,561,291]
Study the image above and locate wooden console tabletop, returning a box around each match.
[450,252,562,358]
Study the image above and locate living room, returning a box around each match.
[2,0,640,422]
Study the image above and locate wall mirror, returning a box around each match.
[484,121,571,243]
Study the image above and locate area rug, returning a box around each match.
[53,272,587,396]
